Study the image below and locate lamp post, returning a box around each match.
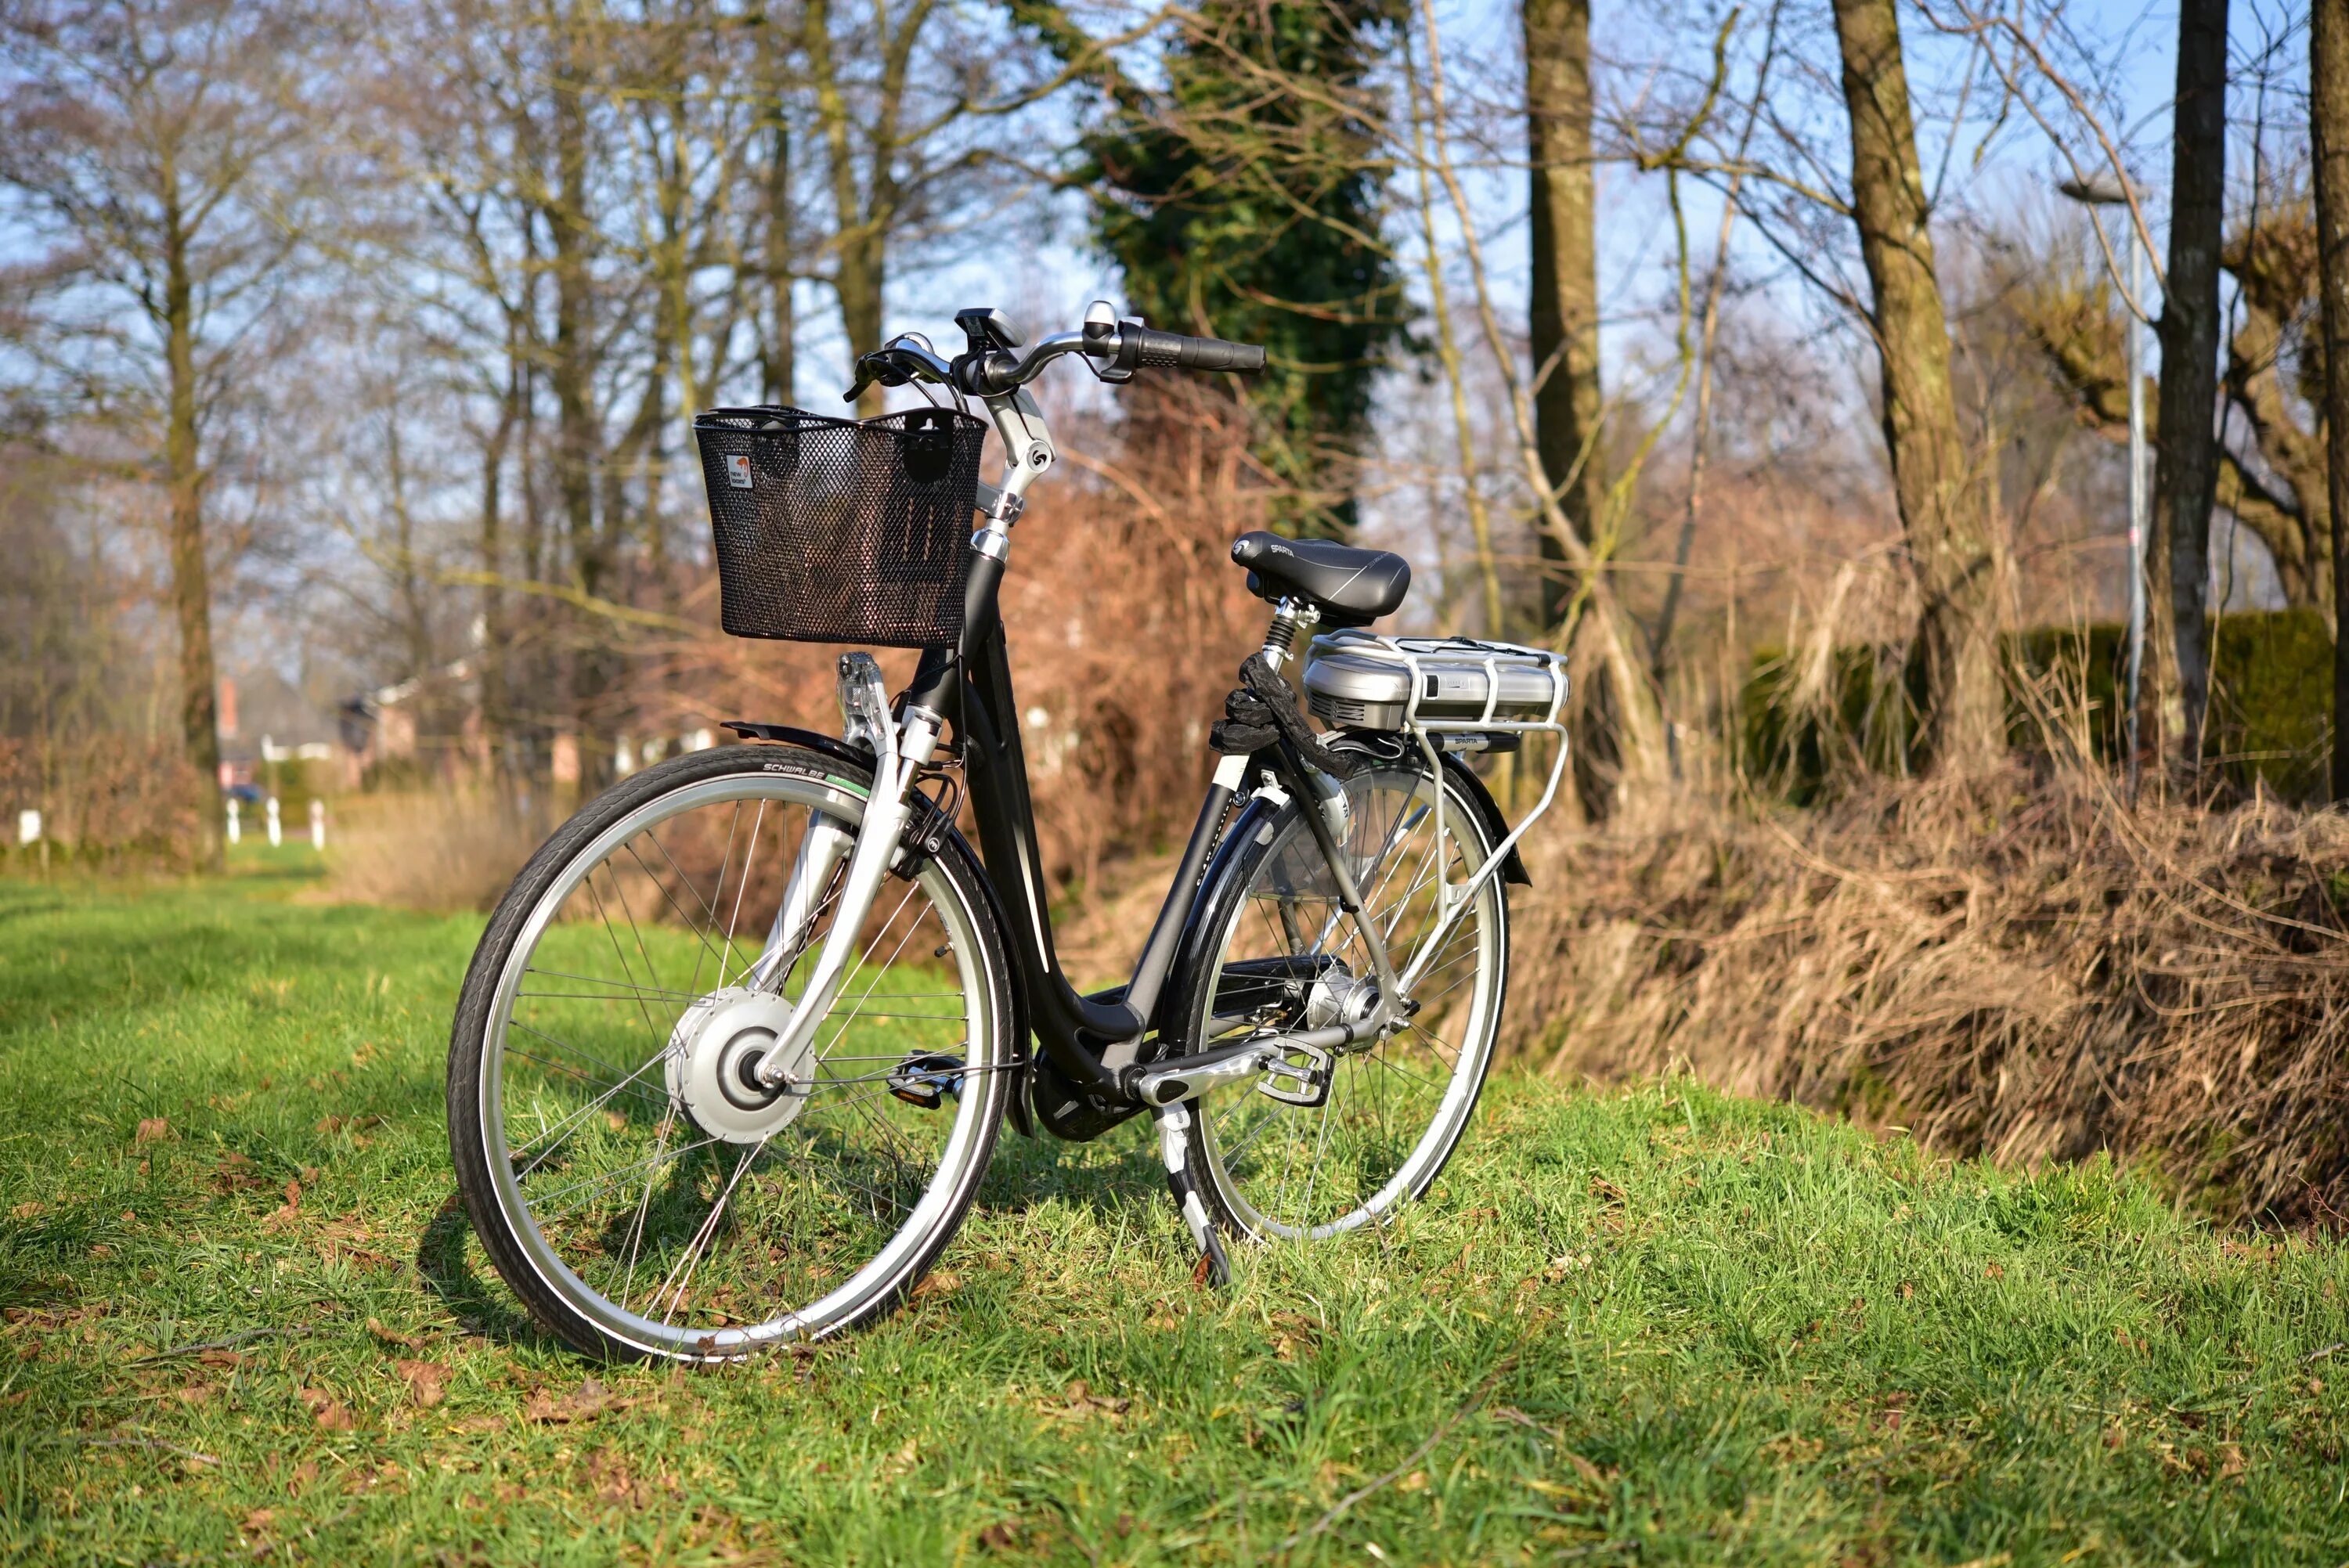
[2059,174,2148,798]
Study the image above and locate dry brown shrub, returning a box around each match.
[319,789,547,911]
[1506,765,2349,1226]
[0,734,204,867]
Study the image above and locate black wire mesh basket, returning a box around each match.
[692,405,989,647]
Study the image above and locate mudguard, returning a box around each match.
[1438,753,1532,887]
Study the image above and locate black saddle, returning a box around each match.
[1230,531,1409,627]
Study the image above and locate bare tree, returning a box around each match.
[2316,0,2349,800]
[1828,0,2004,766]
[1525,0,1603,629]
[0,0,315,861]
[2149,0,2229,776]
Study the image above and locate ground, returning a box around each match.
[1,860,2346,1564]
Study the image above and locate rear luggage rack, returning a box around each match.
[1301,630,1571,971]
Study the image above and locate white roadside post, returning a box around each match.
[17,809,44,877]
[226,798,241,845]
[265,796,282,848]
[309,798,326,850]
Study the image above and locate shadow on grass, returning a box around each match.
[976,1113,1171,1220]
[414,1191,565,1355]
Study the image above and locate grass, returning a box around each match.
[1,868,2347,1565]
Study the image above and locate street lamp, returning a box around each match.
[2059,172,2148,798]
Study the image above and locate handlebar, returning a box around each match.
[1108,324,1268,376]
[845,302,1268,404]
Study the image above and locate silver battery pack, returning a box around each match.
[1301,633,1567,733]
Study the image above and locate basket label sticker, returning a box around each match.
[726,453,753,489]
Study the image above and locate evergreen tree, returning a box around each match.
[1022,0,1407,533]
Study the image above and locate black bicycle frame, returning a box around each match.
[888,543,1288,1114]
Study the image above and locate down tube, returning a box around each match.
[952,564,1136,1095]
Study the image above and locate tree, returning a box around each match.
[1034,0,1409,532]
[806,0,1037,414]
[1828,0,2004,767]
[0,0,316,863]
[2315,0,2349,801]
[2015,199,2329,618]
[1525,0,1602,626]
[2148,0,2229,776]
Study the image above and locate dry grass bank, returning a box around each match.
[317,789,548,912]
[1506,766,2349,1227]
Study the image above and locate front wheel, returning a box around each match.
[1174,758,1509,1242]
[446,744,1016,1361]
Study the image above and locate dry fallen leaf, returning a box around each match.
[242,1508,275,1535]
[197,1348,241,1370]
[910,1270,962,1302]
[262,1181,303,1231]
[299,1387,357,1430]
[976,1522,1021,1550]
[395,1359,446,1408]
[9,1201,40,1220]
[1983,1263,2005,1280]
[134,1118,170,1145]
[523,1379,636,1424]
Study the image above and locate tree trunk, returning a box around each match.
[2151,0,2229,778]
[478,360,516,777]
[547,46,608,785]
[806,0,889,416]
[1830,0,2004,769]
[2315,0,2349,801]
[162,202,221,868]
[836,232,883,413]
[1523,0,1601,631]
[760,12,796,407]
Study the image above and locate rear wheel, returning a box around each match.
[446,744,1014,1361]
[1175,759,1508,1242]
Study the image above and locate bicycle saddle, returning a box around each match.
[1230,531,1410,628]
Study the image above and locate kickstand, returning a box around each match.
[1153,1103,1231,1288]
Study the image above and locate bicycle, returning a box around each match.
[446,302,1570,1361]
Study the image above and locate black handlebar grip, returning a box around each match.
[1117,325,1268,376]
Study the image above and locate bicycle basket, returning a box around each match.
[692,405,988,647]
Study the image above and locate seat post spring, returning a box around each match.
[1259,598,1314,673]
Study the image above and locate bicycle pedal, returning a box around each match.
[1256,1041,1333,1108]
[887,1051,965,1109]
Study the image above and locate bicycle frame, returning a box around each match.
[742,382,1541,1137]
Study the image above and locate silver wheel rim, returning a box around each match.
[476,769,997,1358]
[1196,767,1503,1242]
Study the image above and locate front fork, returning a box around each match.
[749,654,943,1086]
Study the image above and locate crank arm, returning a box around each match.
[1130,1027,1355,1108]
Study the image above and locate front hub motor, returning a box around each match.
[665,986,817,1145]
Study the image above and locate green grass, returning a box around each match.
[2,873,2347,1565]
